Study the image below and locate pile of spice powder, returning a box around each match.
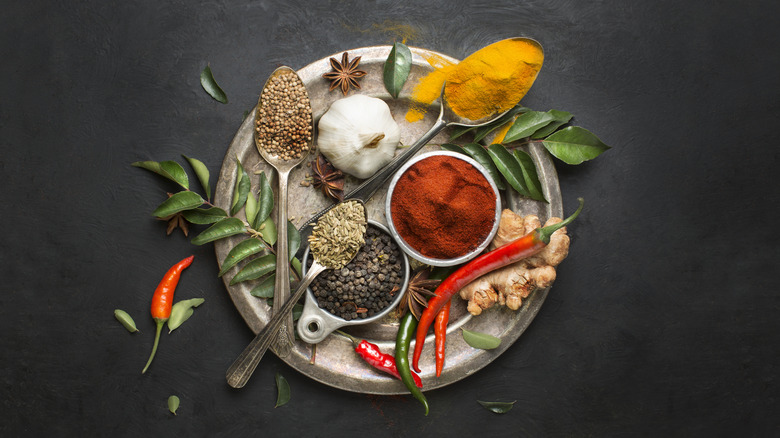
[308,224,404,320]
[390,155,496,259]
[255,70,313,160]
[308,200,367,269]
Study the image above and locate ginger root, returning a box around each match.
[458,209,570,316]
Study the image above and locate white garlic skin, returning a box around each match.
[316,94,401,179]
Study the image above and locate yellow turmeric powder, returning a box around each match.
[405,38,543,123]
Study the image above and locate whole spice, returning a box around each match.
[405,39,543,122]
[308,200,367,269]
[255,70,313,161]
[142,255,194,374]
[309,224,403,320]
[338,330,422,388]
[399,268,441,320]
[311,154,345,201]
[390,154,496,259]
[395,312,429,415]
[114,309,139,333]
[412,198,584,372]
[322,52,367,95]
[434,301,450,377]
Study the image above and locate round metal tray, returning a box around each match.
[214,45,562,394]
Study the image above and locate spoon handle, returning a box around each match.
[226,262,327,389]
[272,169,294,357]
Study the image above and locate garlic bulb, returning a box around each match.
[317,94,401,179]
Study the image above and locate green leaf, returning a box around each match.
[531,109,573,139]
[440,143,467,154]
[231,159,250,216]
[292,302,303,321]
[258,216,277,246]
[254,171,274,228]
[182,155,211,199]
[291,257,302,278]
[249,274,276,298]
[152,191,204,218]
[542,126,610,165]
[383,42,412,98]
[191,217,246,245]
[448,125,477,141]
[461,328,501,349]
[486,144,531,198]
[462,143,506,190]
[473,105,529,143]
[114,309,138,333]
[168,395,180,415]
[167,298,205,333]
[132,160,189,190]
[503,111,557,143]
[287,221,301,262]
[275,373,290,407]
[245,192,258,227]
[512,149,546,202]
[181,207,228,224]
[477,400,516,414]
[200,64,228,104]
[219,238,265,276]
[230,253,276,285]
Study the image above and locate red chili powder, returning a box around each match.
[390,155,496,259]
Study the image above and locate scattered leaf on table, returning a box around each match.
[167,298,205,333]
[254,171,274,229]
[250,274,276,298]
[182,155,211,199]
[152,191,204,218]
[486,144,531,198]
[542,126,610,165]
[531,109,573,139]
[230,253,276,285]
[512,149,546,202]
[201,65,228,104]
[231,158,250,216]
[462,143,506,190]
[461,328,501,349]
[181,207,227,224]
[275,373,290,407]
[168,395,180,415]
[219,238,265,276]
[132,160,189,190]
[477,400,516,414]
[258,216,277,245]
[191,217,246,245]
[114,309,138,333]
[383,42,412,98]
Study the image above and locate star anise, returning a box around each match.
[322,52,367,95]
[311,154,345,201]
[158,212,190,237]
[398,268,443,320]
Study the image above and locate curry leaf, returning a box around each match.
[461,328,501,349]
[191,217,246,245]
[254,171,274,229]
[287,221,301,262]
[250,274,276,298]
[486,144,531,198]
[473,105,529,143]
[462,143,506,190]
[291,257,302,278]
[503,111,557,143]
[181,207,228,224]
[477,400,516,414]
[258,216,277,246]
[167,298,205,333]
[275,373,290,407]
[152,191,204,218]
[231,159,250,216]
[512,149,546,202]
[245,192,258,227]
[219,238,265,276]
[531,109,573,139]
[542,126,610,165]
[132,160,189,190]
[200,64,228,104]
[168,395,180,415]
[383,42,412,98]
[230,253,276,285]
[182,155,211,200]
[440,143,467,154]
[114,309,139,333]
[448,125,476,141]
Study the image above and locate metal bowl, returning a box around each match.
[297,220,410,344]
[385,150,502,267]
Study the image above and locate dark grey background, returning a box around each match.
[2,0,778,436]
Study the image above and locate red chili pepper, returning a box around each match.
[412,199,584,372]
[142,255,194,374]
[338,331,422,388]
[434,301,450,377]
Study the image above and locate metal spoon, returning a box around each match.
[254,66,313,358]
[226,200,367,388]
[294,37,543,249]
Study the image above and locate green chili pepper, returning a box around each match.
[395,312,429,415]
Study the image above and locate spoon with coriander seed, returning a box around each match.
[226,199,368,389]
[253,66,314,358]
